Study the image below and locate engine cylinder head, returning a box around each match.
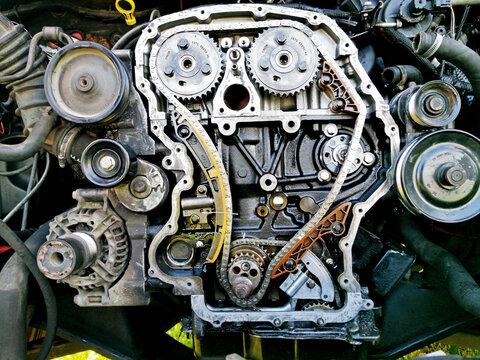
[395,130,480,223]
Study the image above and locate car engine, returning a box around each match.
[0,1,480,359]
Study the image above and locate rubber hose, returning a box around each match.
[0,13,57,162]
[378,28,439,79]
[0,221,56,360]
[399,215,480,318]
[414,31,480,103]
[280,3,355,19]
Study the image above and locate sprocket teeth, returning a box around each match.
[302,301,334,311]
[246,27,320,97]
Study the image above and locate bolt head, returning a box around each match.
[298,61,307,72]
[178,38,189,49]
[201,64,211,75]
[164,66,174,77]
[284,259,296,271]
[424,94,446,115]
[132,178,147,193]
[190,214,200,224]
[331,222,345,235]
[273,318,281,326]
[318,169,332,183]
[260,60,270,71]
[99,156,116,171]
[276,33,287,45]
[241,262,251,271]
[272,195,285,207]
[363,152,376,166]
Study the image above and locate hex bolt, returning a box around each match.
[318,169,332,183]
[132,178,147,193]
[260,60,270,71]
[363,152,376,166]
[201,64,211,75]
[272,195,285,208]
[273,318,281,326]
[331,222,345,235]
[326,258,334,266]
[241,262,251,271]
[307,280,316,289]
[196,241,204,248]
[164,66,174,77]
[284,259,296,271]
[276,33,287,45]
[424,94,446,115]
[298,61,307,73]
[197,184,208,195]
[333,98,346,111]
[190,214,200,224]
[324,123,338,137]
[317,318,325,326]
[178,38,189,50]
[99,156,116,172]
[178,126,190,138]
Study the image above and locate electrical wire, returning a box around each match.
[456,5,470,40]
[21,152,39,230]
[0,161,33,176]
[3,152,49,223]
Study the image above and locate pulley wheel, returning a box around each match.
[395,130,480,223]
[45,41,129,124]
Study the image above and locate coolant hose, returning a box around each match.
[0,221,57,360]
[0,13,58,162]
[414,31,480,103]
[399,215,480,318]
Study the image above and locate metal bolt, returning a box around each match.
[317,318,325,326]
[238,36,250,48]
[318,169,332,183]
[276,33,287,45]
[284,259,296,271]
[164,66,174,77]
[132,178,147,193]
[178,126,190,138]
[272,195,285,207]
[298,61,307,73]
[363,152,376,166]
[99,156,116,171]
[332,222,344,235]
[190,214,200,224]
[324,123,338,137]
[197,184,208,195]
[424,94,446,115]
[273,318,281,326]
[326,258,334,266]
[196,241,204,248]
[178,38,189,49]
[201,64,211,75]
[307,280,315,289]
[260,60,270,71]
[333,98,346,111]
[439,165,467,187]
[237,168,248,178]
[241,262,251,271]
[321,74,333,85]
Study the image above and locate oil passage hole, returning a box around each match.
[224,84,250,110]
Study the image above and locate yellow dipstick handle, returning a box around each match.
[115,0,136,26]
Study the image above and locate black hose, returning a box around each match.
[0,14,58,162]
[0,221,56,360]
[399,215,480,318]
[112,22,148,50]
[414,31,480,103]
[279,3,355,19]
[378,28,439,79]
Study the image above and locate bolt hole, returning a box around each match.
[183,59,193,69]
[344,279,349,284]
[279,54,289,65]
[223,123,231,131]
[250,269,258,277]
[233,266,241,274]
[166,159,172,166]
[287,121,296,128]
[250,106,255,112]
[50,252,64,266]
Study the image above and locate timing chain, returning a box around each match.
[148,20,366,308]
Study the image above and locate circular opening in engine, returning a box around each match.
[224,84,250,111]
[51,252,64,266]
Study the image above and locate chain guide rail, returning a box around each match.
[135,4,400,308]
